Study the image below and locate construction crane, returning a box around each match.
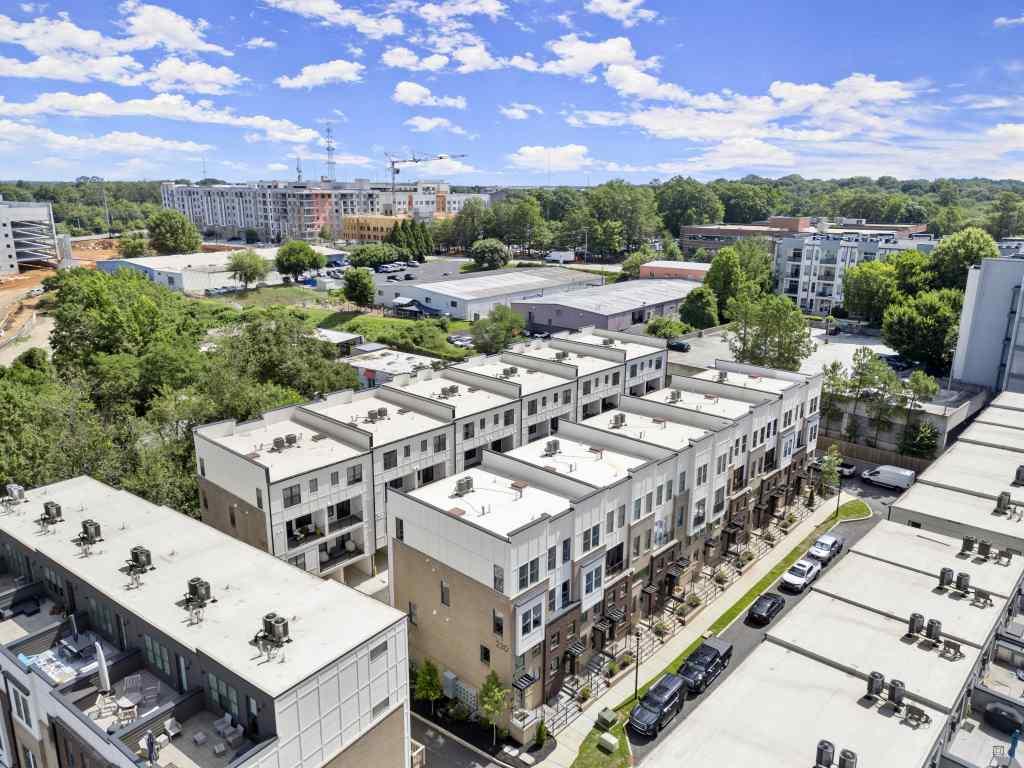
[384,152,467,214]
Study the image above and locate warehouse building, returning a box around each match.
[638,260,711,281]
[512,279,701,332]
[388,267,601,321]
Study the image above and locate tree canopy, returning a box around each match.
[227,249,270,290]
[342,267,376,307]
[929,226,999,290]
[146,209,202,255]
[842,261,899,324]
[705,247,745,318]
[645,316,692,339]
[726,288,815,371]
[275,240,324,279]
[469,238,510,270]
[882,288,963,371]
[656,176,725,234]
[471,305,524,353]
[678,285,719,329]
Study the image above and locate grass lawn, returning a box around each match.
[208,285,324,307]
[316,310,363,330]
[570,717,630,768]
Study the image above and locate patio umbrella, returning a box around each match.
[94,642,111,694]
[146,730,157,766]
[69,614,78,641]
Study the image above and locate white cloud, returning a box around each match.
[0,91,319,143]
[275,59,364,88]
[19,3,45,12]
[267,162,290,171]
[32,156,72,170]
[451,43,536,73]
[555,11,574,27]
[381,46,448,71]
[0,119,211,156]
[392,81,466,109]
[245,36,276,48]
[0,51,143,85]
[416,0,506,25]
[117,1,232,56]
[220,159,249,171]
[499,102,542,120]
[404,115,466,134]
[346,44,364,57]
[416,156,476,175]
[260,0,402,39]
[508,144,593,172]
[539,34,656,80]
[584,0,656,27]
[141,56,244,95]
[603,63,687,101]
[994,13,1024,27]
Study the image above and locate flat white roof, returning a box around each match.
[415,267,597,301]
[207,415,363,482]
[644,641,944,768]
[642,387,752,420]
[768,592,977,712]
[407,467,572,537]
[959,421,1024,452]
[314,329,362,345]
[505,436,647,489]
[975,406,1024,431]
[581,408,709,451]
[642,260,712,271]
[510,343,620,376]
[918,441,1024,503]
[891,482,1024,547]
[561,332,661,361]
[692,367,796,394]
[813,552,1005,648]
[345,348,438,375]
[513,279,700,315]
[307,394,448,446]
[852,520,1024,599]
[10,477,403,698]
[453,359,569,396]
[114,245,339,273]
[388,377,513,418]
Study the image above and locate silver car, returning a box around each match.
[808,533,844,564]
[781,558,822,592]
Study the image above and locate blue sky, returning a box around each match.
[3,0,1024,183]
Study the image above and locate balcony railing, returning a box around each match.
[328,514,363,533]
[319,543,364,571]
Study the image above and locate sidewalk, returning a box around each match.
[540,491,860,768]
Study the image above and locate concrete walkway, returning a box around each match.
[540,491,861,768]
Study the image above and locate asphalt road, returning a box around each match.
[628,509,882,763]
[411,713,502,768]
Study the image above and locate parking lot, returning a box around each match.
[628,507,882,762]
[369,257,470,304]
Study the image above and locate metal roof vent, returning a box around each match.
[667,390,681,403]
[978,540,992,559]
[960,536,976,555]
[272,436,286,451]
[907,612,924,636]
[866,671,884,698]
[4,484,25,503]
[997,491,1012,514]
[37,502,64,534]
[601,337,615,346]
[285,433,298,446]
[956,572,971,592]
[925,618,942,642]
[837,749,857,768]
[543,439,560,457]
[888,679,905,710]
[938,568,953,589]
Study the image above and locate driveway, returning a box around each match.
[628,509,881,763]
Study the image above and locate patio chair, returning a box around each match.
[122,674,142,694]
[143,683,161,706]
[225,725,244,748]
[213,713,232,737]
[164,718,182,740]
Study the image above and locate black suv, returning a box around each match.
[628,674,685,736]
[678,637,733,694]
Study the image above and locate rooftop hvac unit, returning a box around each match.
[611,413,626,428]
[555,351,569,360]
[261,612,289,641]
[81,519,101,543]
[997,491,1012,514]
[979,540,992,558]
[939,567,954,589]
[956,572,971,593]
[5,484,25,502]
[866,671,884,698]
[815,740,835,768]
[926,618,942,642]
[1016,465,1024,485]
[509,367,519,375]
[888,679,905,709]
[602,337,615,346]
[544,439,560,456]
[285,433,297,446]
[961,536,976,555]
[188,577,211,602]
[377,407,388,418]
[717,370,728,382]
[908,612,925,636]
[668,390,681,403]
[366,409,378,422]
[43,501,62,522]
[272,436,286,451]
[448,385,460,396]
[837,749,857,768]
[130,546,152,570]
[454,477,474,496]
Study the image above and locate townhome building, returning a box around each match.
[0,477,413,768]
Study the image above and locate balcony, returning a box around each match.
[818,256,837,265]
[318,535,365,572]
[328,513,363,534]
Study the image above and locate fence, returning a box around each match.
[817,435,933,473]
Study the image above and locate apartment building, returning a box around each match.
[776,233,934,314]
[0,200,57,276]
[0,477,412,768]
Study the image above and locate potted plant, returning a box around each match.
[714,568,729,586]
[605,661,619,678]
[653,620,669,638]
[737,549,754,569]
[578,686,592,703]
[620,652,633,668]
[686,592,703,609]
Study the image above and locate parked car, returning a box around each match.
[860,465,916,491]
[389,262,406,271]
[881,354,914,372]
[529,330,552,339]
[745,593,786,626]
[27,286,44,297]
[667,338,691,352]
[386,274,399,281]
[808,533,845,564]
[678,637,732,694]
[447,334,473,349]
[374,264,391,273]
[808,456,857,478]
[780,558,822,592]
[403,273,415,280]
[628,674,685,736]
[404,261,420,268]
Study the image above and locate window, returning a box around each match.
[547,546,556,571]
[678,471,686,491]
[541,396,547,407]
[549,632,560,651]
[504,409,515,426]
[633,498,641,520]
[408,602,417,625]
[255,487,263,510]
[532,605,542,630]
[617,505,626,527]
[584,565,603,594]
[434,434,447,452]
[480,645,491,665]
[199,458,206,478]
[493,610,504,636]
[582,381,592,395]
[282,484,301,508]
[809,423,818,441]
[372,697,390,719]
[606,509,614,533]
[809,396,819,414]
[519,564,529,590]
[666,479,673,499]
[309,478,318,494]
[383,450,397,470]
[530,558,539,583]
[347,465,362,485]
[655,358,662,370]
[697,464,708,485]
[463,422,475,439]
[632,535,640,558]
[716,455,727,475]
[563,389,572,404]
[440,578,450,606]
[645,492,653,515]
[714,487,725,513]
[629,364,637,377]
[22,748,35,768]
[330,471,339,486]
[494,565,504,593]
[420,439,428,452]
[521,612,531,637]
[11,688,31,728]
[582,524,599,552]
[404,445,411,458]
[644,529,652,550]
[562,538,571,563]
[561,580,570,607]
[370,641,388,662]
[656,485,663,505]
[395,518,404,541]
[527,400,538,416]
[548,589,556,612]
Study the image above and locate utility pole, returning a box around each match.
[324,124,336,182]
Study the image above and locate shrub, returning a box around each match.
[606,662,619,678]
[578,686,592,702]
[535,719,548,747]
[620,653,633,668]
[738,549,754,565]
[450,701,470,722]
[653,620,669,637]
[786,512,798,526]
[686,592,703,609]
[714,569,729,586]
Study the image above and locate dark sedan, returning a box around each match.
[746,593,786,626]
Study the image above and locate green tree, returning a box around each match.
[453,198,492,250]
[866,366,904,446]
[275,240,318,280]
[819,444,841,495]
[348,243,403,268]
[478,670,509,746]
[678,285,719,329]
[656,177,724,234]
[708,181,776,223]
[227,249,270,291]
[146,209,202,255]
[882,289,963,370]
[986,191,1024,240]
[586,180,661,252]
[244,227,260,244]
[400,219,416,253]
[901,369,939,448]
[660,232,683,261]
[726,288,814,371]
[901,420,939,458]
[645,316,691,338]
[419,220,435,258]
[706,247,745,318]
[414,659,443,716]
[469,238,510,270]
[928,206,966,236]
[117,232,149,258]
[471,305,524,353]
[845,347,886,442]
[842,261,898,324]
[887,249,933,296]
[820,361,848,432]
[929,226,999,290]
[343,267,376,308]
[620,244,657,278]
[732,238,774,293]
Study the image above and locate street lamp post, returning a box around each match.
[633,630,641,702]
